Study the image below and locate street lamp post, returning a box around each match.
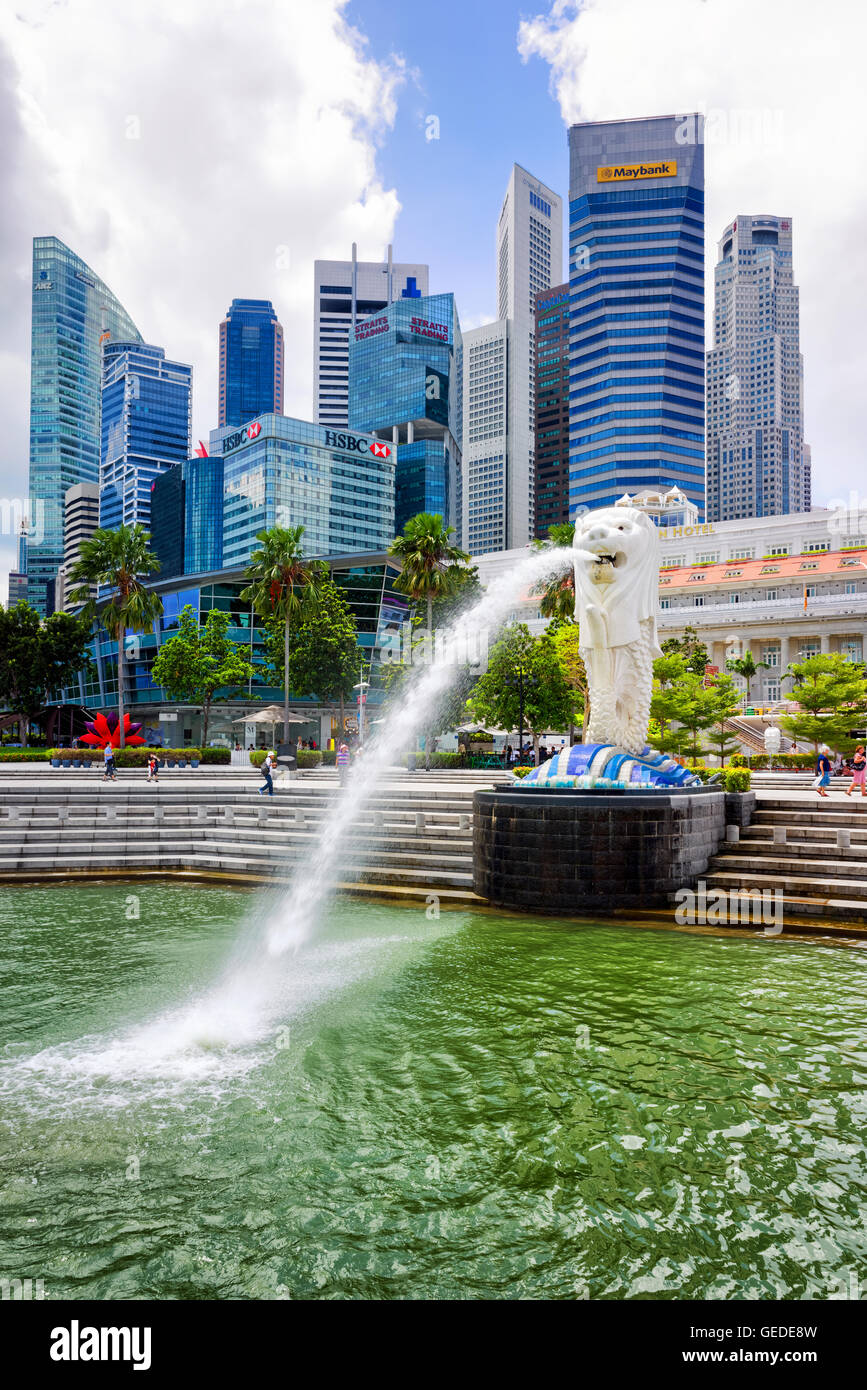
[352,659,370,747]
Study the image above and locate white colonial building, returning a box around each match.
[475,496,867,708]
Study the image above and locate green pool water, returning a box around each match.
[0,882,865,1300]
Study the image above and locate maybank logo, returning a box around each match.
[597,160,677,183]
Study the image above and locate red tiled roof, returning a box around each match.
[659,547,867,590]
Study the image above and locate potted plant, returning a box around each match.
[50,750,61,768]
[190,756,199,768]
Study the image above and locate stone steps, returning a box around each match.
[701,872,867,922]
[709,850,867,878]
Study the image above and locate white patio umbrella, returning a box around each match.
[231,705,309,748]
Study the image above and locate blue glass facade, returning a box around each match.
[27,237,142,614]
[183,456,224,575]
[218,298,284,428]
[55,556,409,743]
[100,342,192,531]
[347,292,462,533]
[150,466,185,579]
[211,414,395,569]
[567,117,705,516]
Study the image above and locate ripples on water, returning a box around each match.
[0,883,865,1300]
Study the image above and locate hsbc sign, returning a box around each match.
[222,420,264,453]
[324,430,392,459]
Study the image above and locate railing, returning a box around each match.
[659,593,867,624]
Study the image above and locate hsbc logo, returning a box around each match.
[324,430,391,459]
[222,420,264,453]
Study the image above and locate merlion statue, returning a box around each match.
[572,501,663,755]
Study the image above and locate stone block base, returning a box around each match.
[473,787,726,913]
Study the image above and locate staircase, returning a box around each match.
[0,781,496,906]
[705,794,867,926]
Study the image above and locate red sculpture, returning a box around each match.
[80,711,145,748]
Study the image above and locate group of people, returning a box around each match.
[502,743,564,768]
[814,745,866,799]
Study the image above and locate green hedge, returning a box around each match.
[250,749,332,768]
[731,752,813,770]
[723,766,752,792]
[200,747,230,764]
[0,748,50,761]
[44,746,202,768]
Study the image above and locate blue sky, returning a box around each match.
[344,0,569,322]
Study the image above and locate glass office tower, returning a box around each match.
[567,116,705,516]
[211,415,395,568]
[27,237,142,614]
[534,283,571,536]
[99,342,192,531]
[218,298,284,428]
[347,292,462,535]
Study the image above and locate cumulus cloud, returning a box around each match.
[518,0,867,506]
[0,0,406,596]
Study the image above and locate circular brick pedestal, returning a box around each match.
[473,787,726,914]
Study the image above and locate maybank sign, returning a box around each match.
[597,160,677,184]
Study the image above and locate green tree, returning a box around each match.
[533,521,576,620]
[0,602,93,744]
[725,650,770,710]
[649,660,739,764]
[381,566,484,767]
[468,624,578,760]
[67,524,162,747]
[150,605,254,747]
[704,674,745,765]
[659,625,708,676]
[779,654,867,755]
[239,526,324,743]
[264,578,358,738]
[388,512,469,633]
[549,618,587,740]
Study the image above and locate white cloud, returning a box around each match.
[0,0,406,598]
[518,0,867,505]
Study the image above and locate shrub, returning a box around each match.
[0,748,51,761]
[730,753,747,767]
[199,747,230,764]
[296,750,322,767]
[512,766,534,779]
[400,751,464,769]
[723,766,751,792]
[249,750,267,767]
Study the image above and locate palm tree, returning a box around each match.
[239,525,324,743]
[726,651,770,711]
[67,525,163,748]
[533,521,575,620]
[388,513,469,634]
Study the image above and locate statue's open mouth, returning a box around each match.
[594,552,617,567]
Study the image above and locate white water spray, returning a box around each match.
[263,545,573,956]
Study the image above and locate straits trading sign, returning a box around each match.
[410,315,449,343]
[597,160,677,184]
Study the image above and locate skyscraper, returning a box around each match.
[461,320,509,554]
[348,292,461,535]
[533,283,570,537]
[567,116,705,516]
[313,247,429,428]
[27,236,142,614]
[462,165,562,553]
[54,482,101,609]
[100,342,192,531]
[218,298,284,428]
[706,215,810,520]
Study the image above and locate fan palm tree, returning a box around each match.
[726,651,770,710]
[239,525,324,742]
[388,513,469,633]
[67,525,163,748]
[533,521,575,620]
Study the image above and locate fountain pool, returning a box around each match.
[1,882,865,1300]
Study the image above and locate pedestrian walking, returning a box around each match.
[813,746,832,798]
[146,752,159,784]
[102,743,117,782]
[845,745,866,798]
[337,741,351,787]
[258,749,275,796]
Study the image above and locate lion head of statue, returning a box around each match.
[572,503,662,652]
